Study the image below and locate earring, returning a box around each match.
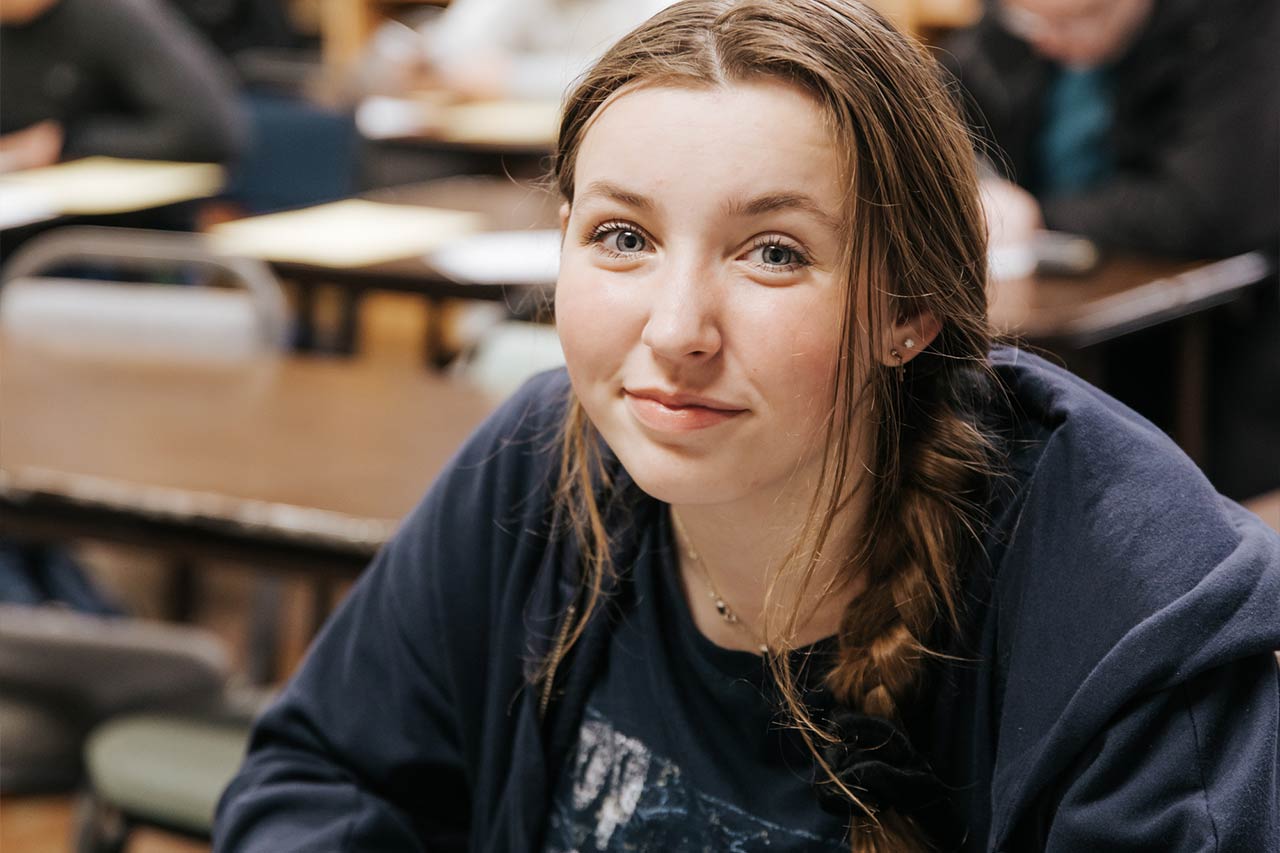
[890,347,904,382]
[903,338,915,350]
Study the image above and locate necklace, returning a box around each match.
[670,509,769,655]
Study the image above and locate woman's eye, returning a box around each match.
[761,244,794,266]
[610,229,646,253]
[588,222,649,256]
[748,240,810,271]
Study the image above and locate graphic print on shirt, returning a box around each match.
[543,706,848,852]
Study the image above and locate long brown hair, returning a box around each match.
[548,2,995,849]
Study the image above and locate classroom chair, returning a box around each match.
[0,225,289,358]
[0,224,291,671]
[453,319,566,399]
[0,604,230,794]
[74,694,270,853]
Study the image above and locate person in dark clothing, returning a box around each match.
[941,0,1279,258]
[0,0,247,169]
[942,0,1280,501]
[215,2,1280,851]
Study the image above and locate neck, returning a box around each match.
[671,474,868,653]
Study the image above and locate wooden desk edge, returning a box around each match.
[0,469,395,574]
[1054,252,1274,347]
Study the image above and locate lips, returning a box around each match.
[623,388,747,432]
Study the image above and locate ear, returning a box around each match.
[559,202,570,234]
[879,310,942,367]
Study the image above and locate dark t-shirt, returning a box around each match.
[543,514,849,851]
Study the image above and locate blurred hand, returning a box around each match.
[980,177,1043,249]
[0,120,64,173]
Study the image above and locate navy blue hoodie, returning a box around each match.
[215,348,1280,851]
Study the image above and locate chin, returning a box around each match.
[610,441,747,507]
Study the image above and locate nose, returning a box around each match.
[640,257,722,364]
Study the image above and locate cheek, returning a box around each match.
[766,307,843,389]
[554,256,634,376]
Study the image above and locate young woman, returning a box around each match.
[215,2,1280,850]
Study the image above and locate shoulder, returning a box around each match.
[398,366,573,552]
[334,368,576,685]
[981,343,1280,692]
[968,347,1280,846]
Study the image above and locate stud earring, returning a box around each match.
[903,338,916,350]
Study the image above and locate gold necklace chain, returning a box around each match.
[670,509,769,655]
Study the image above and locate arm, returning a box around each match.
[1010,655,1280,850]
[213,493,470,851]
[65,0,247,162]
[979,364,1280,850]
[214,373,569,851]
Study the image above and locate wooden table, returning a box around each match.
[989,251,1274,463]
[0,342,497,578]
[272,176,560,357]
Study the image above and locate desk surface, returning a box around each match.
[988,252,1272,347]
[0,343,497,572]
[269,176,561,301]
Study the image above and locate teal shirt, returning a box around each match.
[1038,66,1114,196]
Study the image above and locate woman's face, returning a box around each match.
[556,80,852,509]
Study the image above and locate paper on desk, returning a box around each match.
[210,199,485,267]
[356,96,559,148]
[0,184,58,230]
[428,229,561,286]
[0,157,224,215]
[438,100,560,147]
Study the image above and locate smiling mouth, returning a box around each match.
[623,390,747,432]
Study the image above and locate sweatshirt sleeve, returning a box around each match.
[985,356,1280,849]
[213,372,570,851]
[1031,653,1279,851]
[64,0,247,163]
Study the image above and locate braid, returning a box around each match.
[825,366,995,852]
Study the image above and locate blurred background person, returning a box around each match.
[942,0,1278,258]
[357,0,678,103]
[0,0,247,172]
[941,0,1279,500]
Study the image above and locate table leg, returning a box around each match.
[423,297,449,369]
[293,280,317,352]
[335,286,363,355]
[308,578,335,639]
[1174,314,1209,466]
[164,559,197,623]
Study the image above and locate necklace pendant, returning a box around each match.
[715,599,738,623]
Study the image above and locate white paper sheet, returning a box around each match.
[210,199,485,268]
[356,96,558,148]
[0,157,224,215]
[437,100,559,146]
[428,229,561,286]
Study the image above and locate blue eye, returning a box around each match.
[761,244,795,267]
[610,229,646,253]
[587,221,650,257]
[749,238,810,272]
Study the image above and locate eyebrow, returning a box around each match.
[576,181,656,213]
[725,192,842,232]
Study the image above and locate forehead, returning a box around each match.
[572,80,844,212]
